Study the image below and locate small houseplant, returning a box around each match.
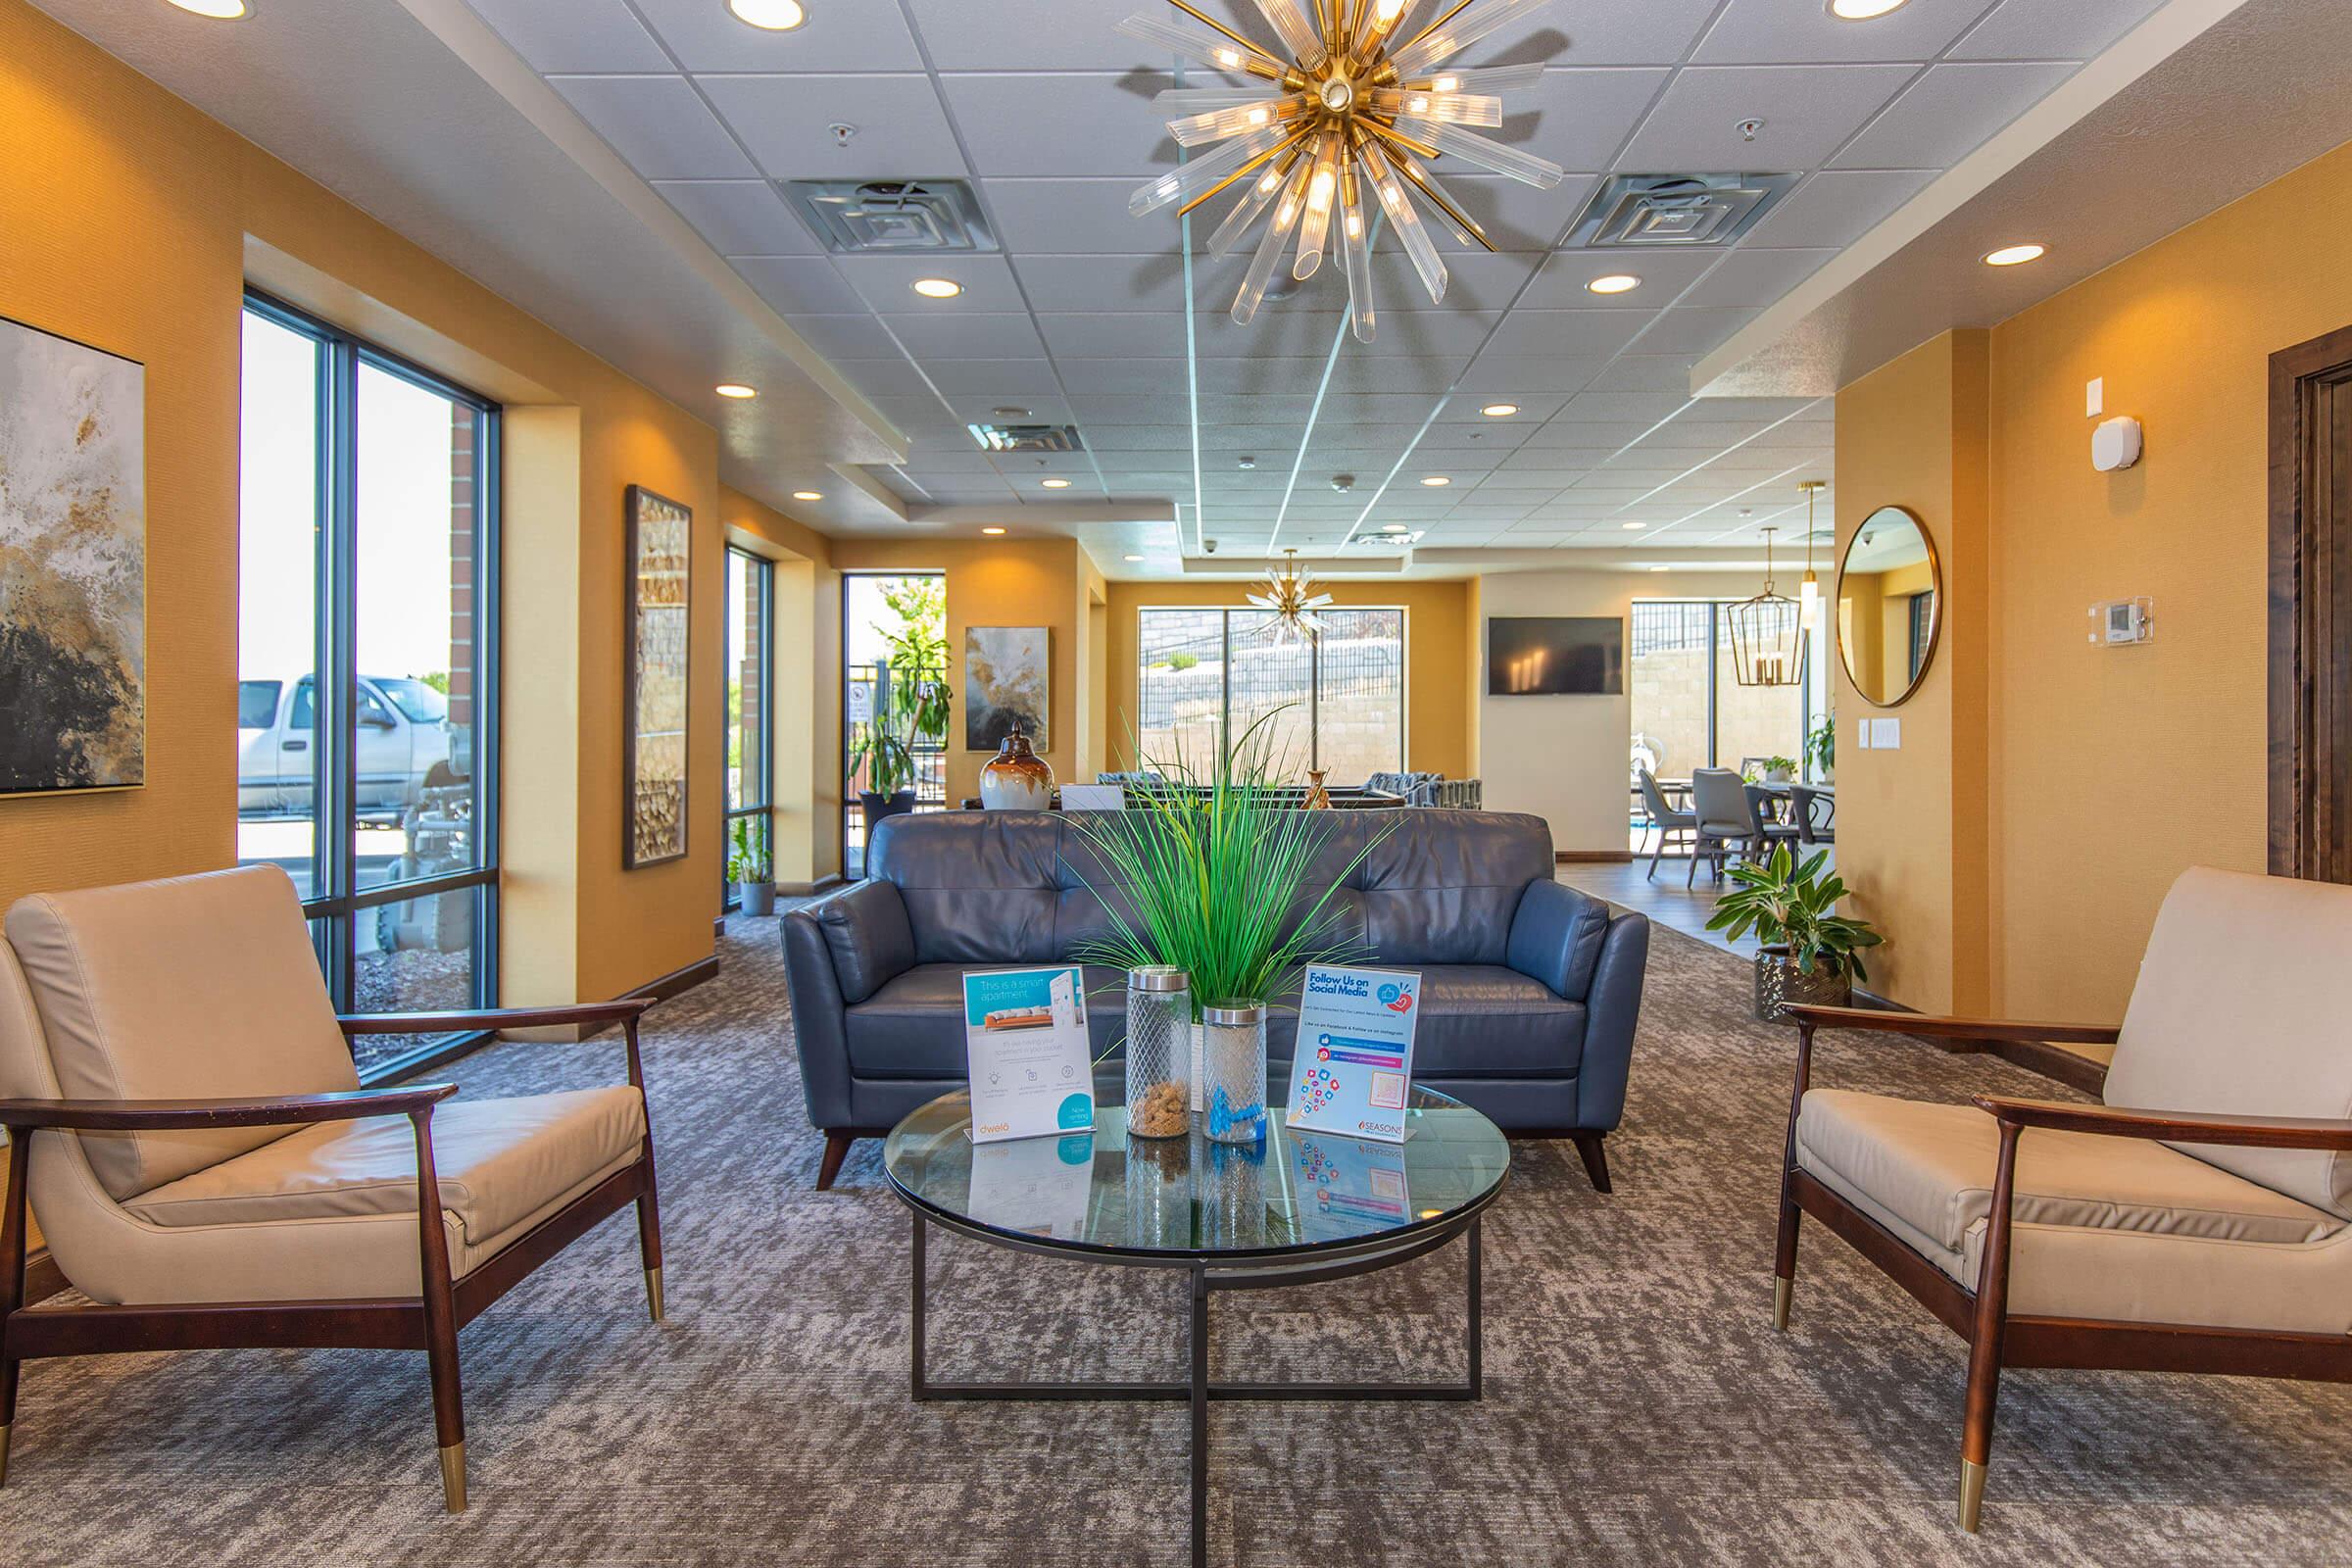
[1707,845,1883,1022]
[1805,716,1836,783]
[728,815,775,917]
[1744,756,1800,785]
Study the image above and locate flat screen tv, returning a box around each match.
[1488,616,1624,696]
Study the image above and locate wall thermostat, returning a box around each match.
[2089,598,2154,646]
[2091,415,2143,472]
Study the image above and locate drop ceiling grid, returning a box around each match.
[479,0,2166,553]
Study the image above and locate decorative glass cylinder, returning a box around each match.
[1124,1130,1193,1249]
[1200,1000,1268,1145]
[1125,967,1192,1139]
[1200,1135,1266,1249]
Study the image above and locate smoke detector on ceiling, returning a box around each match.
[784,179,997,253]
[1566,173,1800,249]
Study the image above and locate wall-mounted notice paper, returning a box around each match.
[964,966,1096,1145]
[1284,963,1421,1143]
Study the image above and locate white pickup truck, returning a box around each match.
[236,674,458,821]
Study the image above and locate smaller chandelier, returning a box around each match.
[1248,549,1334,643]
[1727,526,1804,689]
[1795,479,1827,637]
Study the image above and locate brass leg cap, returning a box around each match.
[0,1421,12,1489]
[646,1265,667,1324]
[1958,1457,1986,1534]
[439,1440,467,1513]
[1773,1277,1792,1333]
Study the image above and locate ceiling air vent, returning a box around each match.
[967,422,1086,454]
[1565,173,1800,249]
[784,179,997,253]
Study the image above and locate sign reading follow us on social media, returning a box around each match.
[1283,963,1421,1144]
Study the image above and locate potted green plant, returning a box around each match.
[1066,712,1388,1141]
[1707,845,1883,1022]
[1805,716,1836,783]
[728,815,775,916]
[849,601,950,838]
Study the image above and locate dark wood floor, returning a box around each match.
[1556,840,1837,961]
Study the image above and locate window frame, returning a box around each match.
[722,544,775,910]
[1134,605,1408,778]
[241,288,504,1084]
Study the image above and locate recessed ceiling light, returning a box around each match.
[1040,477,1072,489]
[1380,523,1410,533]
[1622,521,1647,530]
[1420,475,1451,487]
[1480,403,1520,418]
[728,0,807,30]
[1983,243,2047,268]
[1587,274,1642,296]
[1124,554,1146,562]
[981,526,1007,535]
[715,383,757,400]
[792,490,822,502]
[167,0,249,15]
[911,277,963,299]
[1649,564,1671,572]
[1828,0,1910,18]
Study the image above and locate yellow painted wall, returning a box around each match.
[1102,579,1474,780]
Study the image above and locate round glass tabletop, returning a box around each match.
[881,1085,1510,1263]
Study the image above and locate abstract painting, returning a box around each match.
[0,317,145,796]
[965,626,1048,751]
[624,485,691,867]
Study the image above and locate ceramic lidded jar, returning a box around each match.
[978,729,1054,809]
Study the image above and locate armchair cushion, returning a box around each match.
[2105,867,2352,1217]
[813,879,916,1005]
[121,1087,645,1246]
[3,866,360,1200]
[1797,1089,2340,1268]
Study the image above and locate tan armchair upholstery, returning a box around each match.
[1776,868,2352,1534]
[0,866,668,1512]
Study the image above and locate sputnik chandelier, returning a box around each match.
[1249,549,1335,643]
[1121,0,1565,342]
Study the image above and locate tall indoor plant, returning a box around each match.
[849,590,949,835]
[1707,845,1882,1022]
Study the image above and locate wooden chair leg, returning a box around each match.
[1570,1132,1612,1194]
[627,1021,666,1323]
[816,1130,856,1191]
[1774,1025,1811,1332]
[1959,1121,2023,1532]
[411,1110,466,1513]
[0,1133,26,1489]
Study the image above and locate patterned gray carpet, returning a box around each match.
[4,909,2350,1565]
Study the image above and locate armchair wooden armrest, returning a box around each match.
[0,1083,459,1132]
[336,999,653,1035]
[1972,1095,2352,1152]
[1783,1004,2121,1047]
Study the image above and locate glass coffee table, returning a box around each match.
[882,1085,1510,1568]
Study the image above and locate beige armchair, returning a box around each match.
[1777,867,2352,1533]
[0,866,668,1511]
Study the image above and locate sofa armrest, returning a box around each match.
[1505,879,1611,1000]
[1574,912,1649,1133]
[809,880,915,1005]
[782,908,858,1133]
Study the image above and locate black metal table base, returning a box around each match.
[908,1208,1484,1568]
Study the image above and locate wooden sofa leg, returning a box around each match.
[817,1131,856,1192]
[1,1131,29,1489]
[1570,1132,1612,1194]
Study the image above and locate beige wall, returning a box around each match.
[1102,578,1474,782]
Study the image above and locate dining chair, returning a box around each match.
[1636,768,1696,882]
[1745,783,1805,863]
[1688,768,1758,887]
[1790,783,1836,845]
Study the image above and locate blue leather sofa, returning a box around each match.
[782,809,1649,1190]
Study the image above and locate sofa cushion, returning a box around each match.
[1393,966,1584,1079]
[2104,867,2352,1218]
[868,812,1064,964]
[848,964,1127,1079]
[1796,1089,2341,1261]
[122,1087,646,1246]
[5,866,361,1201]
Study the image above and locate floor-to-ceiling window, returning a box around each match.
[843,572,947,873]
[1134,607,1405,781]
[237,293,499,1080]
[1629,599,1811,846]
[723,546,773,908]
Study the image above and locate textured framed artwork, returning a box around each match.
[0,316,146,797]
[624,485,691,868]
[964,625,1049,751]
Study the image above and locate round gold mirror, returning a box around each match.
[1836,506,1941,707]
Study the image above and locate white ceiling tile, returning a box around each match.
[1558,391,1694,424]
[731,255,863,314]
[906,0,1260,71]
[1831,61,2077,171]
[880,312,1048,360]
[941,74,1177,177]
[835,253,1028,313]
[985,177,1166,255]
[1453,355,1608,394]
[548,75,758,178]
[1470,3,1721,67]
[1584,354,1700,392]
[835,360,941,399]
[652,179,819,255]
[1086,425,1195,452]
[784,314,901,359]
[1614,65,1918,171]
[699,74,965,179]
[1364,250,1544,312]
[1008,254,1192,311]
[1439,174,1598,252]
[630,0,924,72]
[1504,68,1676,171]
[1948,0,2166,62]
[1674,247,1838,309]
[1636,307,1762,355]
[1037,314,1186,359]
[1693,0,1986,64]
[1486,310,1653,358]
[468,0,667,73]
[1518,249,1720,307]
[923,358,1067,394]
[1736,169,1937,248]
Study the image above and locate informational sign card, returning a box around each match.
[1292,1132,1411,1245]
[1284,963,1420,1143]
[963,966,1096,1145]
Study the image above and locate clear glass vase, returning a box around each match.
[1124,967,1192,1139]
[1201,1000,1268,1145]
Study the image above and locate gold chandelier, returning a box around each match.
[1248,549,1334,643]
[1121,0,1565,341]
[1727,526,1804,689]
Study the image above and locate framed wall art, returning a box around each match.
[0,315,146,796]
[965,625,1049,751]
[624,485,692,867]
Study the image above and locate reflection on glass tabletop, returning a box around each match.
[882,1085,1509,1261]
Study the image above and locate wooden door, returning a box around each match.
[2269,325,2352,882]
